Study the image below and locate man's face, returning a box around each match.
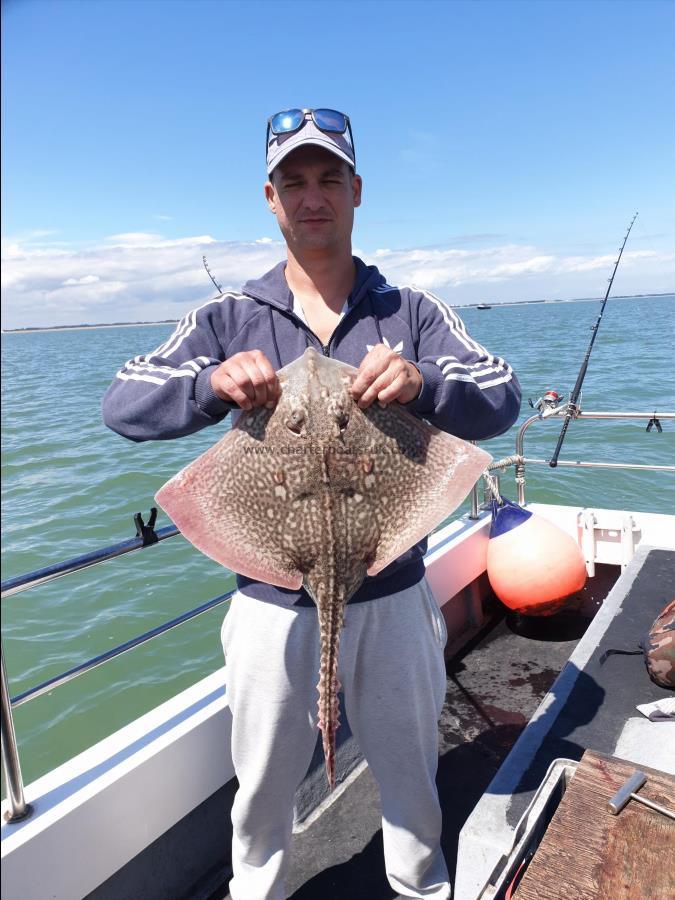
[264,145,362,253]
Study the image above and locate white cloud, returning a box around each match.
[1,231,673,329]
[62,274,100,286]
[103,231,214,247]
[360,244,675,298]
[1,232,287,328]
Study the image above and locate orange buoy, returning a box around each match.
[487,500,587,616]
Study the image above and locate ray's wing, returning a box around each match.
[155,411,311,590]
[335,402,492,577]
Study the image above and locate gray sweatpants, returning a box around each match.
[221,577,451,900]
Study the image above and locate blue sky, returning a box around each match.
[2,0,674,327]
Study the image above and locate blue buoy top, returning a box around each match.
[489,498,533,538]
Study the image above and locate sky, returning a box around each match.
[2,0,674,328]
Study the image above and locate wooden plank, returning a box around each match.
[515,750,675,900]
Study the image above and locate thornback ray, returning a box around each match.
[155,347,491,786]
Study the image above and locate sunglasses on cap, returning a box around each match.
[266,108,356,159]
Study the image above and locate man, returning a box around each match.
[103,107,521,900]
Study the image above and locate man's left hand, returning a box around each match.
[350,344,423,408]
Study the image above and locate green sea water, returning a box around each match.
[2,294,674,789]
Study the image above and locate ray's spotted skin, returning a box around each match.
[156,347,491,786]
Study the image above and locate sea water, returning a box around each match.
[2,294,674,787]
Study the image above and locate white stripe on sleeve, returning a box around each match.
[408,287,513,392]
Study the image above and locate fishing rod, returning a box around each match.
[549,212,638,468]
[203,255,223,294]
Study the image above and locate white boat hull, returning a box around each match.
[2,503,674,900]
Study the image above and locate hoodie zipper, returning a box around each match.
[244,271,379,361]
[291,295,352,359]
[246,294,348,360]
[307,300,363,358]
[320,297,365,358]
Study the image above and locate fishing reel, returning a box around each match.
[529,390,566,417]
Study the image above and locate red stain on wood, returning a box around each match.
[515,750,675,900]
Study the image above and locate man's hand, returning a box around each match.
[350,344,423,409]
[210,350,280,411]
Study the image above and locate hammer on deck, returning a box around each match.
[608,770,675,821]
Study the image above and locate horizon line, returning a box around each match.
[2,292,673,334]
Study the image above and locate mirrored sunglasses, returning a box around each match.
[266,107,355,159]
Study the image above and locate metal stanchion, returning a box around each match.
[1,642,32,822]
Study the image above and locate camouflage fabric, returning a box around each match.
[641,599,675,689]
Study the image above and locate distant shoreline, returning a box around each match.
[2,321,180,334]
[2,292,672,333]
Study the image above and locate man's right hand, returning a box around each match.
[210,351,280,411]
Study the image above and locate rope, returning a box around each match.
[482,469,503,505]
[481,454,524,506]
[487,454,522,471]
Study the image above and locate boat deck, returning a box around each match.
[455,545,675,900]
[213,565,619,900]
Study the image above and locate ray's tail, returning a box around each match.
[316,598,345,789]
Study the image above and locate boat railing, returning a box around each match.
[2,407,673,823]
[1,522,234,823]
[488,408,675,506]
